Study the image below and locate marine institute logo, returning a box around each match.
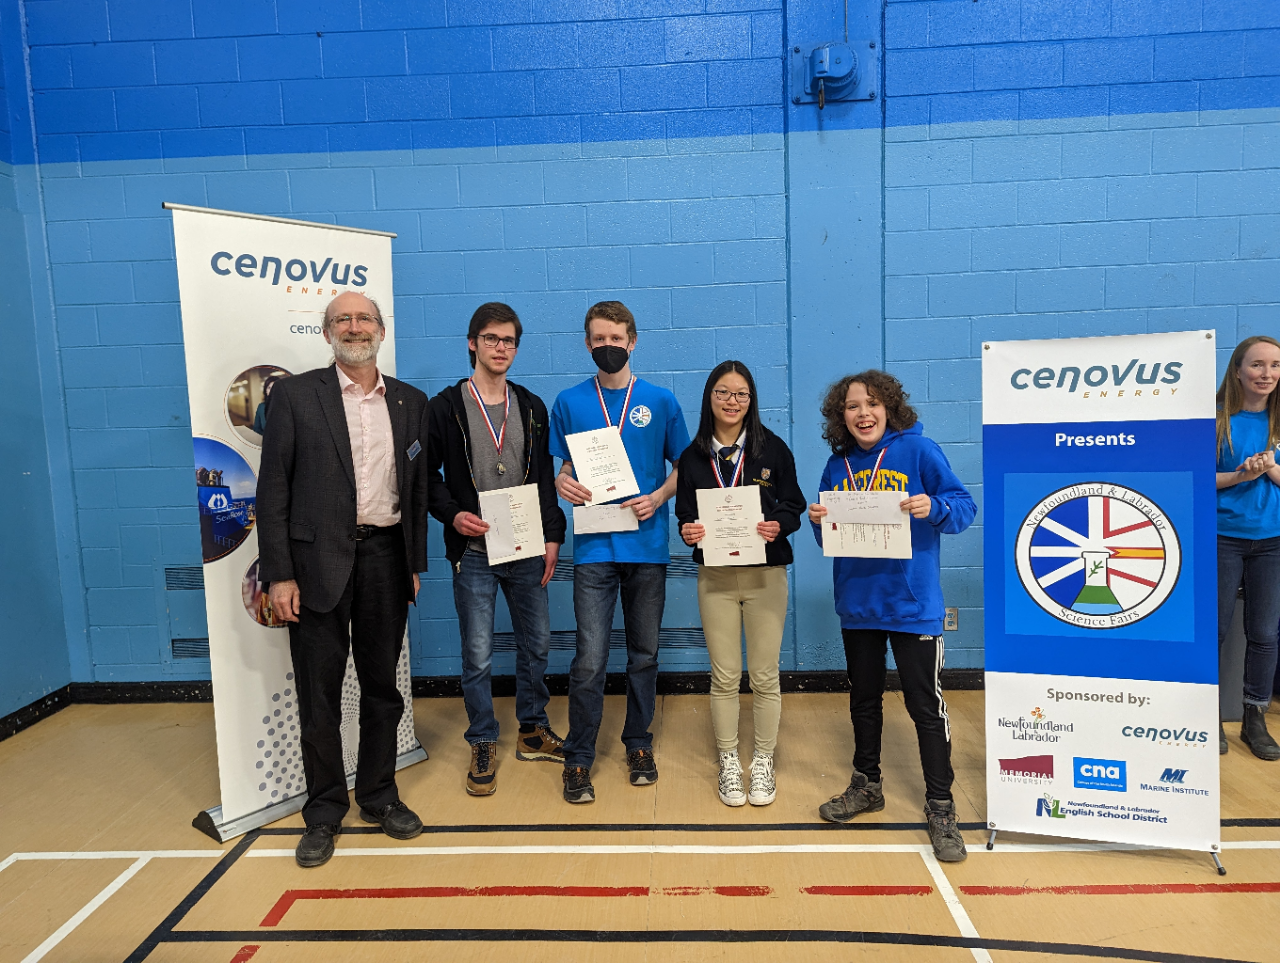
[1015,483,1180,629]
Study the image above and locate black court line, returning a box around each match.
[124,830,261,963]
[255,821,988,834]
[1221,818,1280,827]
[155,927,1255,962]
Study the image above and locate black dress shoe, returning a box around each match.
[359,800,424,839]
[296,823,341,868]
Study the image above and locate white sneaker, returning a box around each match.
[718,751,746,807]
[748,751,776,806]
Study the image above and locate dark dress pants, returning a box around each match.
[289,527,409,826]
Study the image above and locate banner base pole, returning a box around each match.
[986,828,997,851]
[1212,852,1226,876]
[192,744,429,843]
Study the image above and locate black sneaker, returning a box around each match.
[359,800,423,840]
[818,769,885,823]
[563,765,595,804]
[627,747,658,786]
[924,798,967,863]
[295,823,341,868]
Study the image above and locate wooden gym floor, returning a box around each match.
[2,691,1279,963]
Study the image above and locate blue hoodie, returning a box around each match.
[811,423,976,636]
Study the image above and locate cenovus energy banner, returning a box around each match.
[168,204,425,840]
[983,330,1219,853]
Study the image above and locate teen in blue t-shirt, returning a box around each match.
[1215,335,1280,761]
[549,301,690,803]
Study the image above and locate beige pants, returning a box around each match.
[696,565,788,755]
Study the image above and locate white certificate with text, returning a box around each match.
[820,490,912,559]
[697,487,767,566]
[573,504,640,535]
[564,428,640,505]
[479,484,545,565]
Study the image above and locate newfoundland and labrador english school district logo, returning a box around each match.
[629,405,652,428]
[1015,483,1181,629]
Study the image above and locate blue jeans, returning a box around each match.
[563,562,666,769]
[1218,535,1280,708]
[453,551,552,745]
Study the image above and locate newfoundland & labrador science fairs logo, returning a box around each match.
[1015,483,1181,630]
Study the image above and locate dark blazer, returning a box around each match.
[426,378,566,567]
[674,426,806,567]
[257,365,430,613]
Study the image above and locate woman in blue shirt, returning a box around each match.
[1216,335,1280,760]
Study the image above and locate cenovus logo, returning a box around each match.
[1015,482,1180,629]
[1009,359,1182,392]
[210,252,368,287]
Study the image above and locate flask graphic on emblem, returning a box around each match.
[1071,551,1123,615]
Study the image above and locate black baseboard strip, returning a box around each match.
[0,684,72,741]
[2,670,985,743]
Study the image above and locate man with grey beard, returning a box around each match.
[258,291,431,868]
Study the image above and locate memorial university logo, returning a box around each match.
[1015,483,1181,629]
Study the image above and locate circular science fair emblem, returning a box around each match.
[1015,483,1180,630]
[630,404,653,428]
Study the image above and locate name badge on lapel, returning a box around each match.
[407,440,422,461]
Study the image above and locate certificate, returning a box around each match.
[820,490,912,559]
[573,504,639,535]
[697,487,767,566]
[564,428,640,505]
[478,484,545,565]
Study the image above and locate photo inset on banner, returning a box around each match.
[241,557,285,628]
[225,365,292,447]
[193,436,257,563]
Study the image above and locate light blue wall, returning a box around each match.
[1,0,1278,691]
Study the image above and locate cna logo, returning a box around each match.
[999,754,1053,784]
[1009,359,1183,394]
[210,252,369,288]
[1015,483,1181,630]
[1074,757,1127,792]
[1035,794,1066,819]
[1160,768,1187,784]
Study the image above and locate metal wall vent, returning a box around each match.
[493,627,705,652]
[551,556,697,581]
[171,637,211,659]
[165,566,205,590]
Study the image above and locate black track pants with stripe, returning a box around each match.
[841,628,954,802]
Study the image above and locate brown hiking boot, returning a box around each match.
[818,768,885,823]
[467,741,497,796]
[516,725,566,762]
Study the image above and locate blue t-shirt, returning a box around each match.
[1217,409,1280,539]
[550,377,690,564]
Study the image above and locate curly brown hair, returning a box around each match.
[820,370,918,454]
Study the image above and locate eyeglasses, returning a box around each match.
[331,313,381,328]
[711,388,751,403]
[478,334,518,349]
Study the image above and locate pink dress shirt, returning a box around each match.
[335,365,400,527]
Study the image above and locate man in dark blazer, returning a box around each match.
[258,291,429,868]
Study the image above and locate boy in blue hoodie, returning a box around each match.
[808,370,975,862]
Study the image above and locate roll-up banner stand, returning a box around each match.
[166,204,427,842]
[982,330,1221,866]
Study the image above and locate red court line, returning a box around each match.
[803,885,933,896]
[961,882,1280,897]
[228,946,259,963]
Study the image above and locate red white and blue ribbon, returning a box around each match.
[711,436,747,488]
[594,375,636,433]
[467,377,509,454]
[844,444,889,492]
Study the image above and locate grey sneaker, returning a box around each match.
[747,751,776,806]
[718,750,746,807]
[818,768,884,823]
[924,798,967,862]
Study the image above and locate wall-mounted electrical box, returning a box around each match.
[790,40,879,108]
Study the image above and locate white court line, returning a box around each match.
[1220,840,1280,849]
[0,850,220,875]
[18,856,151,963]
[920,850,993,963]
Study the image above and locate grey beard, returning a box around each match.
[333,335,380,366]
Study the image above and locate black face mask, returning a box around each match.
[592,344,630,375]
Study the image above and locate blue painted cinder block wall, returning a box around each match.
[1,0,1277,693]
